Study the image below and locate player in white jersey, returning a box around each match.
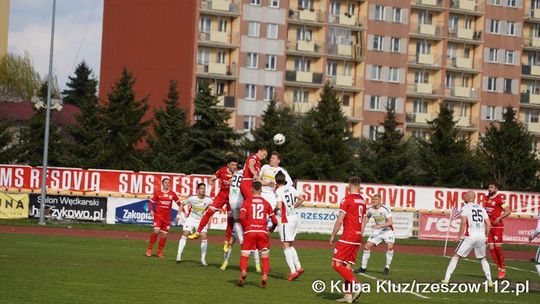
[355,194,395,275]
[275,171,305,281]
[528,212,540,276]
[443,191,493,286]
[259,151,293,209]
[175,183,213,265]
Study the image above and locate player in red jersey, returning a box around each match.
[330,176,366,303]
[239,148,268,200]
[483,182,511,279]
[146,178,181,258]
[238,181,278,288]
[188,157,238,241]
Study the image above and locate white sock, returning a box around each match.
[224,245,233,263]
[284,247,296,273]
[233,222,244,244]
[201,240,208,261]
[177,236,187,260]
[535,264,540,276]
[361,250,371,269]
[291,247,302,269]
[253,250,260,266]
[444,256,459,282]
[480,258,492,282]
[385,250,394,268]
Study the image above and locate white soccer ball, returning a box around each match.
[273,133,286,145]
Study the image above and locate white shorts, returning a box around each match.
[367,229,395,246]
[278,215,298,242]
[455,236,487,259]
[182,217,208,233]
[261,191,277,209]
[229,194,244,220]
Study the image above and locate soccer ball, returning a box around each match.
[273,133,286,145]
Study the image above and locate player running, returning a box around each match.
[238,181,278,288]
[330,176,366,303]
[529,212,540,276]
[354,194,394,275]
[259,151,293,209]
[483,182,511,279]
[274,171,305,281]
[175,183,213,265]
[188,157,238,241]
[443,191,493,286]
[146,178,181,258]
[239,148,268,200]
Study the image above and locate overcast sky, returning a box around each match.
[8,0,103,91]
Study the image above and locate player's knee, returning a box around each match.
[260,249,270,256]
[201,233,207,240]
[160,231,168,238]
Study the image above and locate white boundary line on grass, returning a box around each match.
[356,272,432,300]
[443,256,537,274]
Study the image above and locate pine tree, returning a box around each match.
[98,68,149,170]
[184,81,238,173]
[478,107,540,190]
[146,80,190,172]
[295,83,356,180]
[419,103,482,187]
[62,61,98,107]
[0,117,15,163]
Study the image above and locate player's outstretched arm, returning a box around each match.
[330,212,345,246]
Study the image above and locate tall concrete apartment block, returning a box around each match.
[99,0,540,148]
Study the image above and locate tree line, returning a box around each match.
[0,61,538,192]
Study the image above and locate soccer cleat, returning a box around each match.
[287,272,299,281]
[201,259,208,266]
[296,268,305,278]
[488,281,494,288]
[146,249,152,257]
[220,261,228,271]
[238,272,247,287]
[157,252,165,259]
[351,288,362,303]
[383,267,390,275]
[441,280,449,285]
[335,295,353,303]
[223,241,229,253]
[353,267,366,274]
[188,232,200,240]
[176,260,181,264]
[260,274,268,288]
[255,264,262,273]
[497,268,506,279]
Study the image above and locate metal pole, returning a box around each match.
[39,0,57,225]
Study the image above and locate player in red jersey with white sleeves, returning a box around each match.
[239,148,268,200]
[330,176,366,303]
[483,182,511,279]
[238,181,277,288]
[188,157,238,242]
[146,178,181,258]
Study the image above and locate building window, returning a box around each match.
[507,0,517,7]
[250,0,261,5]
[387,97,396,111]
[244,116,256,131]
[374,5,385,21]
[326,61,338,76]
[267,24,278,39]
[507,22,516,36]
[414,70,429,83]
[413,99,427,113]
[218,20,227,32]
[464,17,472,29]
[389,67,399,83]
[488,48,498,63]
[264,86,275,101]
[296,27,312,41]
[330,0,340,16]
[269,0,279,8]
[265,55,277,70]
[504,79,512,94]
[295,58,311,71]
[490,19,500,34]
[245,84,256,100]
[392,7,402,23]
[298,0,313,10]
[293,89,308,102]
[247,53,258,68]
[199,17,211,33]
[346,3,355,16]
[372,65,382,80]
[460,103,468,117]
[248,22,260,37]
[505,50,514,64]
[344,62,352,76]
[487,77,497,92]
[197,48,210,64]
[217,51,226,64]
[368,126,378,140]
[373,35,384,51]
[412,129,427,139]
[486,106,495,120]
[490,0,501,5]
[342,95,350,106]
[370,96,381,110]
[390,37,400,52]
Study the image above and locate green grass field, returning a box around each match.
[1,231,539,304]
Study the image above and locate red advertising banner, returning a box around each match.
[417,213,540,245]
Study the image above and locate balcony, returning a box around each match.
[523,37,540,50]
[444,86,479,100]
[408,53,442,68]
[285,70,323,87]
[327,75,363,92]
[410,23,445,39]
[327,44,364,62]
[406,112,434,124]
[411,0,446,12]
[526,122,540,133]
[196,62,236,80]
[198,31,239,48]
[448,28,482,44]
[449,0,483,15]
[522,64,540,78]
[446,57,481,73]
[454,116,478,130]
[292,102,313,114]
[288,8,326,26]
[328,13,363,29]
[407,83,441,98]
[199,0,241,16]
[525,8,540,22]
[216,95,236,108]
[286,40,322,56]
[521,91,540,105]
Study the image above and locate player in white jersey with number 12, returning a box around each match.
[443,191,493,286]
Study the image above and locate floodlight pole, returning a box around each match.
[39,0,57,225]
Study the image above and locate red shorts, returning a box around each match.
[333,241,361,265]
[240,180,253,200]
[153,215,171,232]
[209,191,230,211]
[488,226,504,244]
[241,232,270,252]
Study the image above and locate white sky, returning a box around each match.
[7,0,103,91]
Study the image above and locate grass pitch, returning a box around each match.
[0,232,539,304]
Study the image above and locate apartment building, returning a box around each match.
[0,0,9,58]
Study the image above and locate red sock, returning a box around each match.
[495,246,505,269]
[332,262,357,284]
[240,255,249,273]
[197,209,215,233]
[261,256,270,275]
[489,247,500,268]
[148,233,158,250]
[225,216,234,242]
[157,235,167,253]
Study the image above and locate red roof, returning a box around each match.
[0,101,80,126]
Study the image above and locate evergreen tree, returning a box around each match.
[184,81,238,173]
[98,68,149,170]
[63,62,104,168]
[295,83,356,180]
[0,117,15,163]
[419,103,482,188]
[478,107,540,190]
[147,80,190,172]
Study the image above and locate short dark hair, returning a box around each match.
[196,183,206,190]
[258,147,268,153]
[275,171,286,185]
[271,151,281,160]
[252,181,262,191]
[349,176,361,186]
[227,156,238,164]
[162,177,170,182]
[488,182,499,188]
